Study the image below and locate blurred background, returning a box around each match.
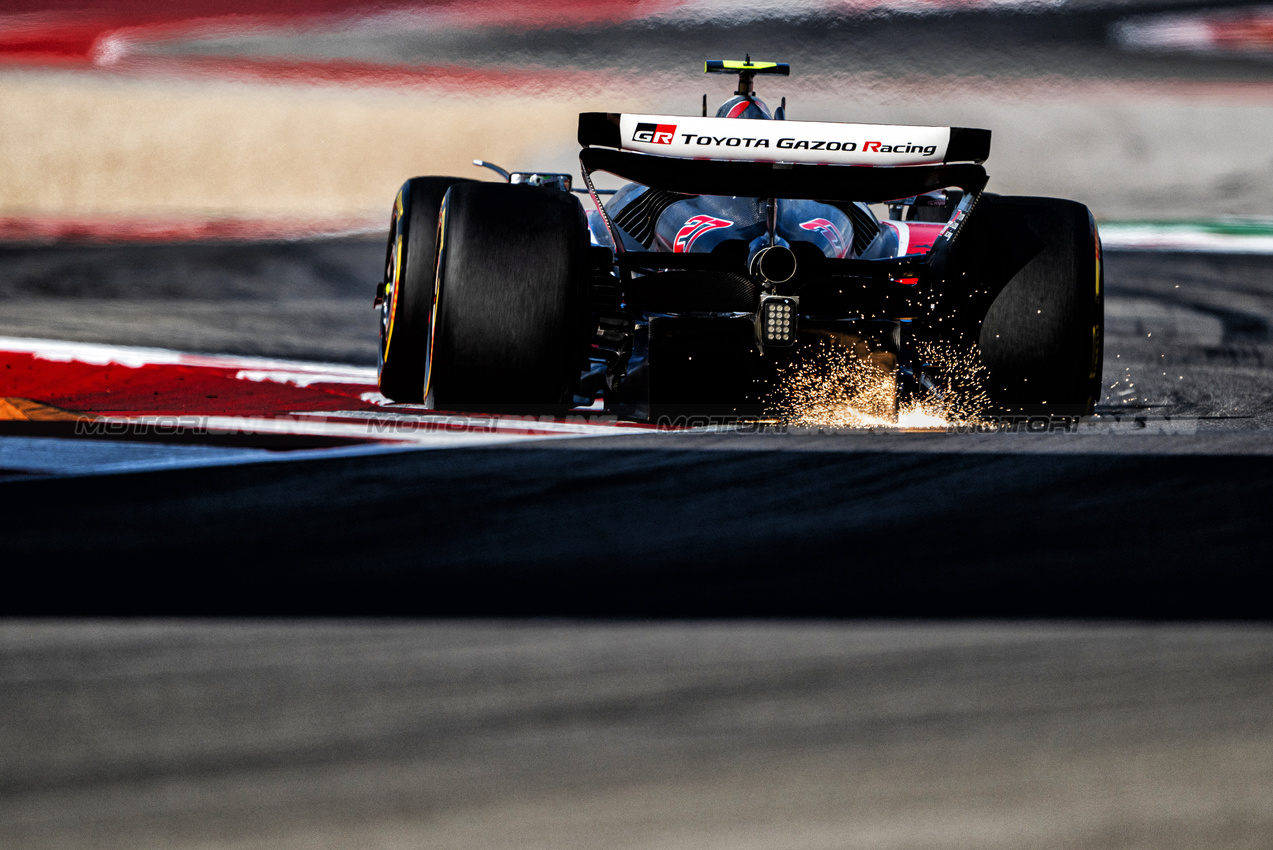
[6,0,1273,241]
[4,6,1273,850]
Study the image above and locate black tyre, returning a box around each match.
[973,196,1104,417]
[430,182,590,412]
[377,176,475,402]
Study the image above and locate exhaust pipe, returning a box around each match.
[749,244,797,284]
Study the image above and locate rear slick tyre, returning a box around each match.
[975,196,1104,418]
[377,176,474,403]
[431,182,590,413]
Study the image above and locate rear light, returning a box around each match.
[757,295,798,347]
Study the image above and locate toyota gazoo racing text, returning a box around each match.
[374,59,1103,425]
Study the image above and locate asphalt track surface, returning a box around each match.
[2,239,1272,849]
[1,238,1272,616]
[1,621,1270,850]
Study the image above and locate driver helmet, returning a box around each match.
[715,95,772,120]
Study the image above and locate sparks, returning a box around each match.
[767,338,990,430]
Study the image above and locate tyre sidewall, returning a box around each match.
[378,176,474,402]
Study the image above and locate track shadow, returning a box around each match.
[2,445,1268,618]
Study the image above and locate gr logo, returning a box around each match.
[633,122,677,145]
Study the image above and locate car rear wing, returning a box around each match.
[577,112,989,206]
[579,147,988,204]
[579,113,990,167]
[577,112,990,269]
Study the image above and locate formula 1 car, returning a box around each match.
[375,59,1103,422]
